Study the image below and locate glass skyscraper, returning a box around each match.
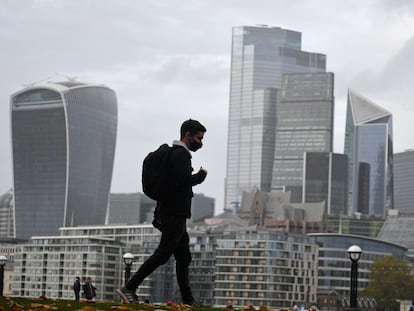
[271,72,334,201]
[393,150,414,215]
[344,89,393,217]
[303,152,348,215]
[225,25,326,209]
[10,82,118,239]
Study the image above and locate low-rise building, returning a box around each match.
[11,236,124,300]
[239,190,326,233]
[106,192,215,225]
[0,238,21,296]
[7,223,410,308]
[309,233,407,300]
[214,229,318,308]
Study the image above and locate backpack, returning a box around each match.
[142,144,173,200]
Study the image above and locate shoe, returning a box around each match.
[116,286,138,304]
[183,299,203,307]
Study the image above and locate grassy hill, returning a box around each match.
[0,296,224,311]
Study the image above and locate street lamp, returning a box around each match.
[347,245,362,310]
[123,253,134,283]
[0,255,7,296]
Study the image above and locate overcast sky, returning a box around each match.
[1,0,414,214]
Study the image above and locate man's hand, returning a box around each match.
[197,167,207,183]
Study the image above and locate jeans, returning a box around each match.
[126,214,194,303]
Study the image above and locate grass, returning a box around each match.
[0,296,222,311]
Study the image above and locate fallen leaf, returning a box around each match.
[29,303,46,307]
[10,303,25,309]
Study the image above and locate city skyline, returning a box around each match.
[1,2,414,213]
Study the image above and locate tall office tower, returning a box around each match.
[10,82,117,239]
[225,25,326,209]
[303,152,348,215]
[344,89,393,217]
[271,72,334,201]
[393,150,414,215]
[0,189,14,238]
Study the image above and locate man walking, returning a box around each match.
[117,119,208,304]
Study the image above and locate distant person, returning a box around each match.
[226,300,234,309]
[117,119,208,304]
[83,277,96,300]
[73,276,81,301]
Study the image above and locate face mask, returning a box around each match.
[189,140,203,151]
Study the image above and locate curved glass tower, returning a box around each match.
[10,82,118,239]
[344,89,393,217]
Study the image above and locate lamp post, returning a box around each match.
[123,253,134,283]
[0,255,7,296]
[348,245,362,310]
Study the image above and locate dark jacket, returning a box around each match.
[83,282,96,300]
[73,279,81,292]
[159,144,206,218]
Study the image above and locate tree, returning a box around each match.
[361,256,414,311]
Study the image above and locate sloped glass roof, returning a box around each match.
[349,89,391,125]
[377,216,414,248]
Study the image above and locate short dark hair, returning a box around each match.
[180,119,206,139]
